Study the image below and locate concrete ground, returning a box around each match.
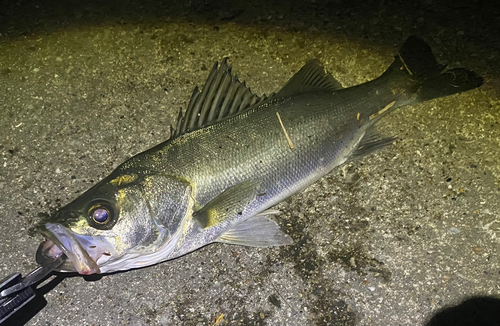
[0,1,499,325]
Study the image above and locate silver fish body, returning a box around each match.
[36,36,482,274]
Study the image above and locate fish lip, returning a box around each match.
[37,223,101,275]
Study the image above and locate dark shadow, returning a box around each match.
[82,274,103,282]
[426,296,500,326]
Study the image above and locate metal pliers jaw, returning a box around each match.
[0,255,66,324]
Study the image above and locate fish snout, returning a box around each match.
[37,223,102,275]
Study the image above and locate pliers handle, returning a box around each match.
[0,254,66,324]
[0,273,36,324]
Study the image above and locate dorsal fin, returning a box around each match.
[276,60,343,97]
[172,58,264,139]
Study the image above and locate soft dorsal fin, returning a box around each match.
[172,58,264,138]
[276,60,343,97]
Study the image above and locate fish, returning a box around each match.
[35,36,482,275]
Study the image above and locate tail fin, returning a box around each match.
[384,36,482,102]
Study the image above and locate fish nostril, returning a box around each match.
[102,252,111,256]
[89,245,97,248]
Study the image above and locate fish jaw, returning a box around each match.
[36,223,114,275]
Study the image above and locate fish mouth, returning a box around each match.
[36,223,113,275]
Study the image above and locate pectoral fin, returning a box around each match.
[217,211,293,247]
[193,180,261,229]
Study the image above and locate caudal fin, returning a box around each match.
[385,36,483,102]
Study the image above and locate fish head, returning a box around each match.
[36,173,192,275]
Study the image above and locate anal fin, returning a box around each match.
[352,126,397,159]
[217,210,293,247]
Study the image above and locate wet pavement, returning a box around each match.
[0,1,499,325]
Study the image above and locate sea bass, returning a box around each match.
[36,36,482,274]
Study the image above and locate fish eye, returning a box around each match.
[88,204,113,225]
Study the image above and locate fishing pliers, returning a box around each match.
[0,255,65,324]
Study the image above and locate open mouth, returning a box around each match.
[36,223,112,275]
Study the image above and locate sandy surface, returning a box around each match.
[0,1,499,325]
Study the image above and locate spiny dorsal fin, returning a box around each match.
[172,58,264,139]
[276,59,343,97]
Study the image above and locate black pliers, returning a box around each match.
[0,255,66,324]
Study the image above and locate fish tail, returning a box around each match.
[382,36,482,104]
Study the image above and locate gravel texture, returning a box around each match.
[0,1,499,325]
